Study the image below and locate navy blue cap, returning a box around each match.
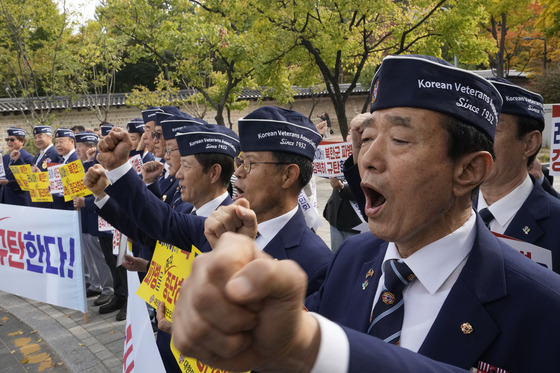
[238,106,322,161]
[176,124,240,158]
[33,125,52,135]
[488,77,545,131]
[55,128,75,139]
[141,107,163,124]
[127,118,145,133]
[161,116,203,140]
[7,127,26,137]
[75,131,99,144]
[100,123,114,137]
[369,55,503,140]
[154,106,192,126]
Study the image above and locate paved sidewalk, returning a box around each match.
[0,177,335,373]
[0,292,126,373]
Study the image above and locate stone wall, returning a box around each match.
[0,95,368,153]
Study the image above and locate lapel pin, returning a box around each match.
[522,226,530,235]
[362,280,369,290]
[461,322,473,334]
[366,269,374,278]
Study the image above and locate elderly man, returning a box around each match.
[477,77,560,273]
[0,127,34,205]
[171,55,560,373]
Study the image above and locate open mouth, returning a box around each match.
[362,184,386,213]
[233,183,244,200]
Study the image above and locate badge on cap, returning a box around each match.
[523,226,530,235]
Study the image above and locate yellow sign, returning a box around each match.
[59,160,92,201]
[171,347,243,373]
[28,171,53,202]
[136,241,200,320]
[9,164,32,191]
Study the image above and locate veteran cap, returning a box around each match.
[141,107,163,124]
[176,124,240,158]
[55,128,75,139]
[126,118,145,133]
[33,125,52,136]
[369,55,503,140]
[238,106,322,161]
[75,131,99,144]
[7,127,26,137]
[100,123,114,137]
[161,116,204,140]
[154,106,192,127]
[488,77,545,131]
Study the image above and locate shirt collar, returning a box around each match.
[192,192,229,218]
[255,206,298,250]
[63,148,76,163]
[383,212,476,295]
[477,174,533,228]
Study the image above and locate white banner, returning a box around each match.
[0,204,86,312]
[123,267,165,373]
[550,104,560,176]
[313,141,353,178]
[0,157,6,179]
[47,164,64,194]
[494,232,553,270]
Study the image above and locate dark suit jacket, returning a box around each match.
[1,148,34,206]
[502,180,560,273]
[306,217,560,372]
[99,168,332,296]
[52,152,80,210]
[32,145,62,171]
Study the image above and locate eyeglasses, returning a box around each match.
[151,131,162,140]
[5,138,15,142]
[164,147,179,155]
[234,157,290,174]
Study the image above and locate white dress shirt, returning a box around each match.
[254,206,298,250]
[310,212,477,372]
[477,174,533,234]
[191,191,229,218]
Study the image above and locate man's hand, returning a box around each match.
[9,149,20,162]
[86,147,97,161]
[83,164,109,198]
[172,232,320,373]
[73,196,85,209]
[96,127,132,171]
[31,165,41,173]
[121,253,149,272]
[156,301,173,334]
[204,198,258,249]
[348,113,372,165]
[141,161,164,184]
[0,179,8,186]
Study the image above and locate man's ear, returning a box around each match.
[523,130,542,160]
[281,164,300,190]
[208,163,223,184]
[452,151,494,198]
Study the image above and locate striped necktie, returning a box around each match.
[368,260,415,345]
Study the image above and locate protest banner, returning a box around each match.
[59,160,92,201]
[28,171,53,203]
[313,140,353,178]
[136,242,200,321]
[98,215,114,232]
[129,154,143,176]
[0,204,86,313]
[123,267,166,373]
[493,232,553,269]
[0,158,5,179]
[9,164,32,191]
[551,105,560,176]
[47,163,64,194]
